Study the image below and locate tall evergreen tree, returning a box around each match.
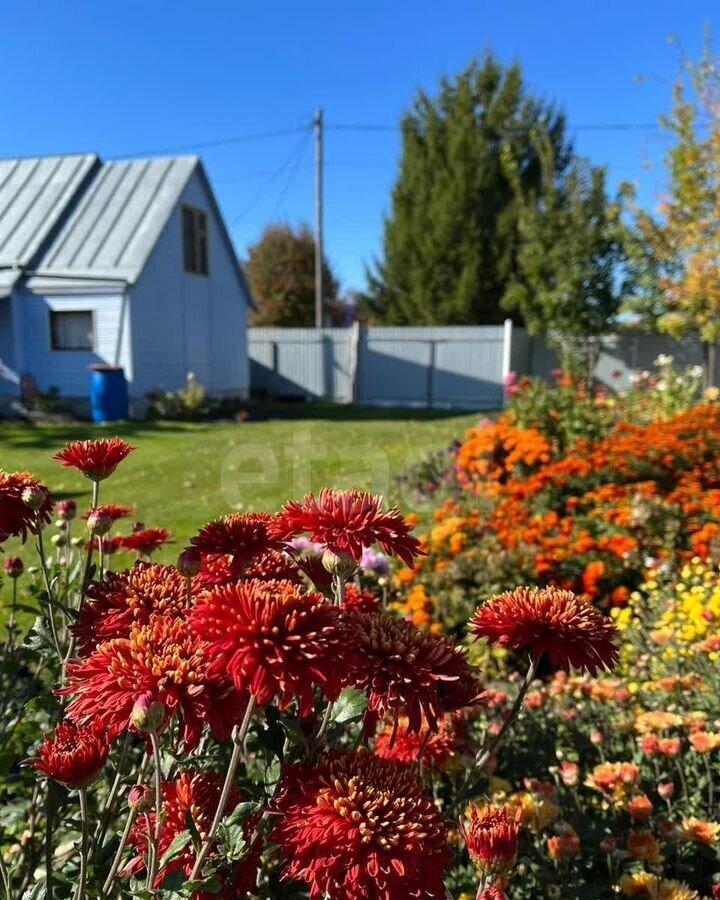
[501,131,628,371]
[246,223,342,327]
[363,53,571,324]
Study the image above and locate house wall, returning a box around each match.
[129,169,249,398]
[0,297,17,395]
[13,292,131,397]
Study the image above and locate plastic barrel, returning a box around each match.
[89,365,129,423]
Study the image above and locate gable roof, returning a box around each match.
[0,153,249,299]
[0,154,99,295]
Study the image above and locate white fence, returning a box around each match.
[249,323,707,409]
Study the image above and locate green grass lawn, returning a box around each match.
[1,406,478,565]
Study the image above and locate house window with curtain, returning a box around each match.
[50,310,94,351]
[182,205,209,275]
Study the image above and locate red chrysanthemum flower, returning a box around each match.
[345,611,479,735]
[190,579,348,715]
[32,717,110,789]
[271,750,451,900]
[469,586,618,675]
[459,805,520,876]
[342,582,381,614]
[478,888,507,900]
[119,527,171,557]
[0,471,52,544]
[83,535,124,556]
[53,437,135,481]
[190,513,283,572]
[82,503,133,522]
[125,770,259,896]
[74,563,190,653]
[62,615,246,749]
[374,714,460,767]
[192,550,303,590]
[272,490,424,566]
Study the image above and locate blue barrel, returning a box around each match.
[89,365,129,423]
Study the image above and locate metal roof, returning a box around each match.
[31,156,198,284]
[0,153,208,297]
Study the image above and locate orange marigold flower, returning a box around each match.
[374,714,461,767]
[469,586,618,675]
[690,731,720,753]
[270,751,451,900]
[125,770,259,893]
[63,615,246,749]
[0,471,52,544]
[345,611,479,734]
[547,825,580,859]
[32,717,109,789]
[53,437,134,481]
[74,563,189,653]
[459,805,519,876]
[119,527,171,557]
[627,794,653,823]
[190,513,284,571]
[190,579,348,716]
[678,817,720,845]
[626,830,662,863]
[272,489,424,566]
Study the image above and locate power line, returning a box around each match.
[272,130,312,218]
[108,124,311,160]
[230,129,312,226]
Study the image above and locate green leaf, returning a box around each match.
[184,810,202,852]
[21,883,47,900]
[159,829,191,870]
[331,687,368,724]
[217,822,247,861]
[225,801,261,827]
[23,617,55,653]
[264,757,282,796]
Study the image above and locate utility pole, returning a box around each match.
[314,108,324,328]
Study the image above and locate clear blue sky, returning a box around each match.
[2,1,716,291]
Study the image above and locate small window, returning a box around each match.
[50,310,94,351]
[182,205,209,275]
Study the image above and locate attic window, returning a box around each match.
[182,206,209,275]
[50,310,94,351]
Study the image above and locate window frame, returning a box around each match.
[182,204,209,276]
[49,309,95,352]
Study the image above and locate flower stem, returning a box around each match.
[475,655,538,771]
[7,578,17,652]
[73,788,89,900]
[45,784,54,900]
[147,732,164,890]
[314,574,347,746]
[35,525,64,663]
[93,731,131,851]
[189,697,256,882]
[100,756,150,898]
[79,481,100,600]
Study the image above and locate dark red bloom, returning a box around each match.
[345,611,479,734]
[190,513,283,571]
[342,582,381,614]
[55,499,77,521]
[271,751,451,900]
[53,437,135,481]
[273,490,424,566]
[374,714,460,767]
[190,579,348,715]
[459,805,519,876]
[32,718,110,789]
[0,471,52,544]
[469,586,618,675]
[74,563,189,653]
[63,614,246,749]
[193,550,303,590]
[82,504,133,522]
[119,527,171,557]
[125,770,259,896]
[4,557,23,578]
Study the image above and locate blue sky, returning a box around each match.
[2,1,716,291]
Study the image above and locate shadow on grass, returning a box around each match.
[244,401,489,422]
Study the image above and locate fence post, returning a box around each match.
[348,322,361,404]
[501,318,513,407]
[426,340,436,408]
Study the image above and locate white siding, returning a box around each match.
[15,292,131,397]
[129,169,249,397]
[0,297,17,394]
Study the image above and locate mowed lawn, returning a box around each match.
[0,407,478,565]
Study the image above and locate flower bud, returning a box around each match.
[128,784,154,812]
[177,547,202,577]
[130,693,166,734]
[87,510,113,537]
[51,533,67,548]
[4,557,23,579]
[55,519,69,531]
[321,548,357,577]
[56,499,77,521]
[599,836,616,853]
[22,485,47,511]
[590,730,605,746]
[658,782,675,800]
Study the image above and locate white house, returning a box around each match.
[0,153,251,413]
